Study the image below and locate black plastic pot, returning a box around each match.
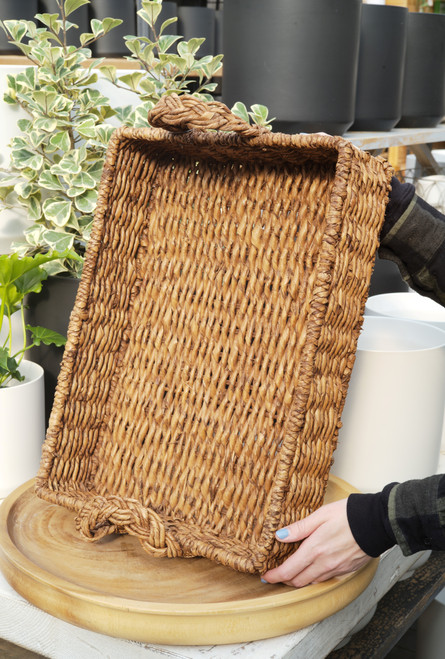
[178,0,207,6]
[222,0,362,136]
[398,12,445,128]
[352,4,407,132]
[136,0,178,37]
[215,9,223,56]
[178,7,215,58]
[38,0,89,45]
[0,0,39,54]
[26,275,80,424]
[90,0,136,58]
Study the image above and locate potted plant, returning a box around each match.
[0,0,270,416]
[0,250,69,498]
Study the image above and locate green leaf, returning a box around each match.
[0,350,24,386]
[114,105,135,123]
[36,13,62,34]
[138,2,162,28]
[41,230,75,252]
[102,18,123,34]
[182,38,205,56]
[118,72,146,92]
[75,189,97,213]
[71,171,96,190]
[26,325,67,347]
[158,34,181,54]
[13,149,44,171]
[42,198,72,226]
[79,32,95,46]
[90,19,104,37]
[84,160,104,181]
[17,118,32,133]
[32,90,59,113]
[250,104,269,122]
[0,185,15,202]
[76,118,97,138]
[34,117,58,133]
[49,131,71,152]
[2,20,28,43]
[50,158,81,176]
[27,196,42,221]
[14,182,37,200]
[98,65,117,84]
[159,17,178,34]
[38,171,65,191]
[64,0,90,18]
[231,102,250,124]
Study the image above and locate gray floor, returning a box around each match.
[0,639,44,658]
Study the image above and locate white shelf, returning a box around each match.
[345,125,445,151]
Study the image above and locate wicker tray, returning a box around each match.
[36,95,393,574]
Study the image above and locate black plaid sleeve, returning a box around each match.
[379,180,445,306]
[388,475,445,555]
[379,187,445,305]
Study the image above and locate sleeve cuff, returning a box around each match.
[380,176,416,240]
[347,484,398,557]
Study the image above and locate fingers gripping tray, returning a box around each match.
[36,95,392,574]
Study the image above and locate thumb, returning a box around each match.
[275,509,324,543]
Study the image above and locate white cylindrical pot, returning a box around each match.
[366,291,445,455]
[0,360,45,499]
[415,175,445,215]
[365,291,445,331]
[331,317,445,492]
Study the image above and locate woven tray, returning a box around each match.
[36,95,393,574]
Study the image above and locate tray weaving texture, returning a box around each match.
[36,95,393,574]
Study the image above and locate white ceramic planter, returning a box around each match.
[366,291,445,455]
[331,316,445,493]
[365,291,445,331]
[415,175,445,215]
[0,360,45,499]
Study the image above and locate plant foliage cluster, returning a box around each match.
[0,251,73,387]
[0,0,271,277]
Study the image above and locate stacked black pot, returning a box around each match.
[222,0,362,135]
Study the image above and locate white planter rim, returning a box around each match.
[2,360,44,391]
[358,316,445,353]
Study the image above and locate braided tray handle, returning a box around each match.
[148,93,269,137]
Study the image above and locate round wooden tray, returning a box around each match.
[0,477,378,646]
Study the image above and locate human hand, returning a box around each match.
[262,498,372,588]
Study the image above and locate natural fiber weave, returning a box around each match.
[36,95,393,574]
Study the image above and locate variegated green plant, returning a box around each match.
[0,0,272,278]
[101,1,272,130]
[0,0,120,276]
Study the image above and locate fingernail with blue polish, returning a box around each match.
[276,528,289,540]
[261,578,268,584]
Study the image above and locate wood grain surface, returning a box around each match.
[0,477,378,646]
